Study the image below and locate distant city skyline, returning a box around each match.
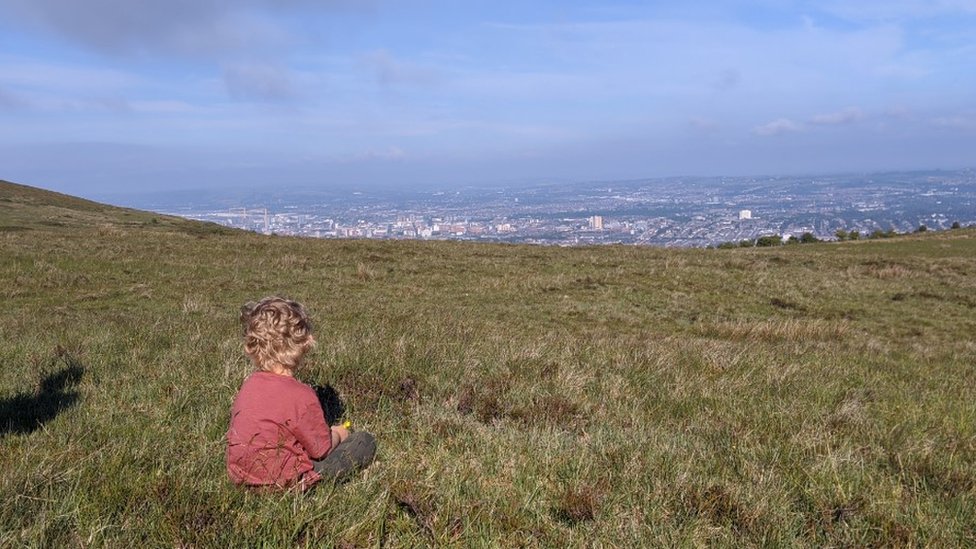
[157,170,976,248]
[1,1,975,197]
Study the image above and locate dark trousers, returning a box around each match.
[313,431,377,482]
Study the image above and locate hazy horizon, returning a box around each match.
[74,167,973,216]
[2,1,975,196]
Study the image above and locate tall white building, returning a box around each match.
[739,209,752,220]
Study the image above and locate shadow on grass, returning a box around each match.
[312,383,346,425]
[1,356,84,436]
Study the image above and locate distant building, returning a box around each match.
[589,215,604,230]
[739,209,752,220]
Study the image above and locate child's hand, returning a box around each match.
[331,425,350,444]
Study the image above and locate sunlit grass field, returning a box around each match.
[2,180,974,546]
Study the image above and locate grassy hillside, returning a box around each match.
[1,180,974,547]
[0,179,231,236]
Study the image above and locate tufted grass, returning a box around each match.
[1,180,975,546]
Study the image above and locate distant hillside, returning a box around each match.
[1,180,974,547]
[0,179,231,235]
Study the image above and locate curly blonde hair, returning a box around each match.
[240,296,315,371]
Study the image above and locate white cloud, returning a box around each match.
[753,118,803,136]
[874,63,929,79]
[361,50,442,87]
[477,17,909,107]
[812,0,976,21]
[0,0,360,58]
[129,100,199,114]
[882,105,912,119]
[689,116,719,131]
[712,68,740,91]
[325,145,408,164]
[0,55,140,92]
[932,114,976,129]
[0,85,29,109]
[222,63,296,102]
[0,87,131,113]
[810,107,865,125]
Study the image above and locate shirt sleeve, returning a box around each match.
[293,400,332,460]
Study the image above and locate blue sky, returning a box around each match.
[1,0,975,196]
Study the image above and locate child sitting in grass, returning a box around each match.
[226,296,376,490]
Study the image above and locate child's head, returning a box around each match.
[240,296,315,373]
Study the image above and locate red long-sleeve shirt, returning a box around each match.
[226,371,332,489]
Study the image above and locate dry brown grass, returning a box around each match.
[696,318,853,342]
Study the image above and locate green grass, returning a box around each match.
[1,180,975,546]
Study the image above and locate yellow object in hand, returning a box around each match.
[343,420,352,429]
